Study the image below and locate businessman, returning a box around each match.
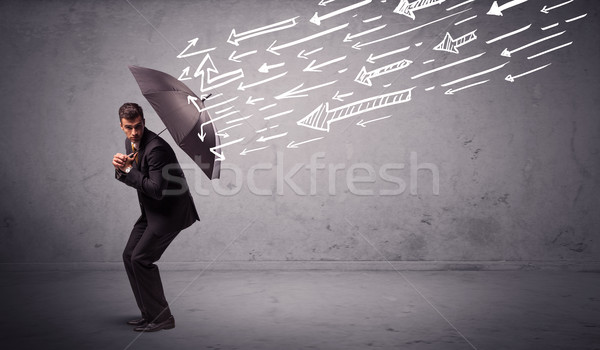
[113,102,199,332]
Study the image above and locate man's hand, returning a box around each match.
[113,153,135,172]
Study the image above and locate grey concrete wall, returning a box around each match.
[0,0,598,264]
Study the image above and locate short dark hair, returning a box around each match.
[119,102,144,122]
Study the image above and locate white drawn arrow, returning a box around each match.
[259,62,285,73]
[298,47,323,59]
[264,109,294,120]
[353,8,470,49]
[178,66,192,81]
[505,63,551,82]
[188,95,202,114]
[527,41,572,59]
[257,132,288,142]
[194,54,245,92]
[433,30,477,54]
[394,0,446,20]
[445,79,490,94]
[343,24,387,42]
[485,24,531,44]
[319,0,336,5]
[189,96,239,115]
[333,91,354,101]
[210,137,245,161]
[366,46,410,63]
[188,96,238,142]
[238,71,288,91]
[229,50,257,63]
[228,17,298,46]
[310,0,372,25]
[355,59,412,86]
[297,88,414,132]
[275,80,338,100]
[411,52,485,79]
[177,38,215,58]
[304,55,347,72]
[441,61,509,87]
[287,137,324,149]
[501,30,565,57]
[356,115,391,127]
[246,96,264,105]
[240,146,269,156]
[220,123,243,132]
[267,22,349,55]
[487,0,528,16]
[541,0,573,14]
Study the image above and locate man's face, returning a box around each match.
[120,116,144,144]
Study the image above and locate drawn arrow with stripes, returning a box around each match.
[433,30,477,54]
[318,0,336,5]
[505,63,551,82]
[487,0,528,16]
[228,17,298,46]
[394,0,446,20]
[501,30,565,57]
[355,59,412,86]
[310,0,372,25]
[303,55,347,72]
[275,80,338,99]
[287,137,324,149]
[297,88,414,132]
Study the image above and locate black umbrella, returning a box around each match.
[128,65,221,179]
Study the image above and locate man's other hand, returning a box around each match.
[113,153,134,172]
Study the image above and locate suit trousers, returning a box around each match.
[122,215,180,323]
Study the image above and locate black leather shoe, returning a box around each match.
[134,316,175,332]
[127,318,147,326]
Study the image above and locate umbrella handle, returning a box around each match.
[201,93,212,102]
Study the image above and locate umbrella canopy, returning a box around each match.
[128,65,221,179]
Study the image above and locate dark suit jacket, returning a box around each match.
[116,128,199,233]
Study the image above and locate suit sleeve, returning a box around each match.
[121,145,170,200]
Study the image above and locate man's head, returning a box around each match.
[119,102,145,144]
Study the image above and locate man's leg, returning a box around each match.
[130,228,180,324]
[122,216,148,320]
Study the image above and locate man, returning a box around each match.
[113,102,199,332]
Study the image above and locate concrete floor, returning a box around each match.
[0,269,599,350]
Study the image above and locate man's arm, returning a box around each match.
[121,145,170,200]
